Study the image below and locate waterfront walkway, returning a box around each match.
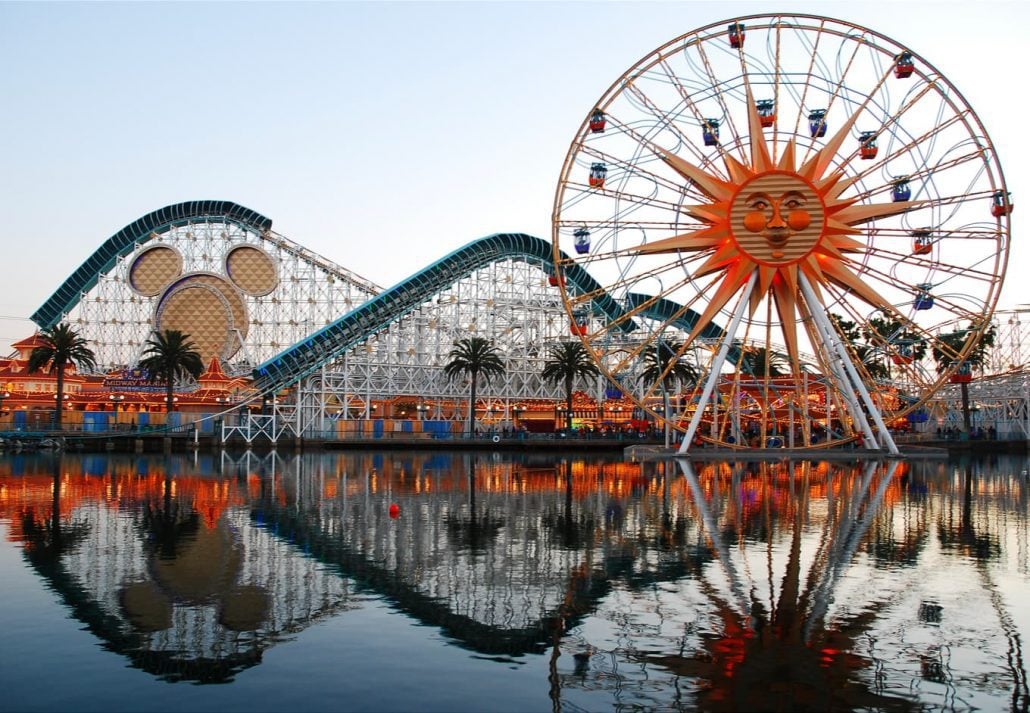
[1,427,1025,456]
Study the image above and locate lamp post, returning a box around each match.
[109,393,125,411]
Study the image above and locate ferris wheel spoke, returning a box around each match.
[690,42,752,168]
[619,81,724,176]
[567,145,691,204]
[604,115,719,203]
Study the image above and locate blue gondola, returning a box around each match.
[573,227,591,255]
[702,118,720,146]
[914,283,934,310]
[808,110,827,138]
[892,177,911,202]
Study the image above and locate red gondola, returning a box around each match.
[912,229,933,255]
[859,131,878,160]
[991,190,1014,217]
[588,162,607,188]
[891,344,914,365]
[756,99,775,128]
[949,361,972,383]
[589,108,607,134]
[894,51,914,79]
[728,23,745,49]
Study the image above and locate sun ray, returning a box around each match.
[771,277,801,368]
[745,86,774,172]
[683,263,756,347]
[692,241,745,278]
[751,266,778,316]
[656,148,735,201]
[818,258,893,312]
[798,105,864,181]
[833,201,919,225]
[723,154,752,185]
[635,225,729,255]
[776,139,797,173]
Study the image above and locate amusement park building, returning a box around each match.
[5,199,1028,442]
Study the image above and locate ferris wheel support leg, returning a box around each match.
[676,458,751,616]
[678,271,758,454]
[810,312,877,446]
[799,274,900,455]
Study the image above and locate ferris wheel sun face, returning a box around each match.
[735,172,822,261]
[553,14,1009,450]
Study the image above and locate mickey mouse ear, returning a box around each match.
[127,245,183,296]
[224,244,278,297]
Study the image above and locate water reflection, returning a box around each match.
[0,451,1026,710]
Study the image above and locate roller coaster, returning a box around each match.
[28,200,1029,443]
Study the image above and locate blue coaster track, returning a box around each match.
[251,232,631,394]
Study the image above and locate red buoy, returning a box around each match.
[389,503,400,519]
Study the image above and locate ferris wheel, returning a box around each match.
[552,14,1010,451]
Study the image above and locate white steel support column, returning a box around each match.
[678,271,758,454]
[811,311,876,445]
[799,273,899,455]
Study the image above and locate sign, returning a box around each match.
[102,367,166,392]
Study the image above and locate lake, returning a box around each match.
[0,450,1027,712]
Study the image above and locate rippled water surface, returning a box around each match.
[0,451,1027,712]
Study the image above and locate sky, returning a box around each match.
[1,0,1027,356]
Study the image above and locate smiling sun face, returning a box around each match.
[734,172,823,263]
[633,89,916,368]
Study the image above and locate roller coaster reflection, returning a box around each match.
[1,452,1026,708]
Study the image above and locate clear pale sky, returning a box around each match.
[1,1,1026,355]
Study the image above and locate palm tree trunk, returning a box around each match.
[565,374,574,433]
[54,363,65,430]
[663,388,671,448]
[166,377,175,416]
[468,371,477,436]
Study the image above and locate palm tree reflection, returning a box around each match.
[19,455,90,567]
[445,457,504,554]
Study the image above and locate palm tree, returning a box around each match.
[830,313,887,381]
[640,339,700,447]
[27,323,97,429]
[138,330,205,416]
[865,312,927,379]
[443,336,505,435]
[541,341,599,434]
[932,324,996,435]
[732,344,788,378]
